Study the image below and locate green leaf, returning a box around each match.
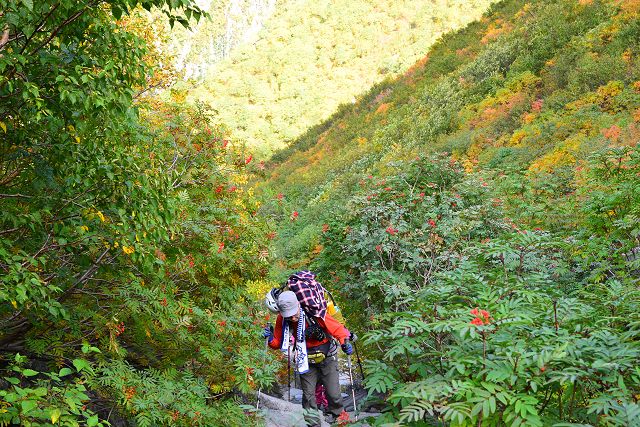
[72,359,90,373]
[22,0,33,11]
[33,387,47,397]
[483,399,491,416]
[51,408,62,424]
[5,377,20,385]
[489,396,496,413]
[87,415,99,426]
[59,368,73,377]
[21,400,37,413]
[471,402,483,417]
[21,369,39,377]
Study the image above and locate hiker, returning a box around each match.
[263,290,353,426]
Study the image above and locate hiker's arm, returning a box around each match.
[320,313,350,345]
[268,315,284,349]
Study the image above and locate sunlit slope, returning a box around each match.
[257,0,640,267]
[255,3,640,425]
[192,0,498,157]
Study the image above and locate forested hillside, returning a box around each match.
[260,0,640,424]
[192,0,498,157]
[3,0,640,426]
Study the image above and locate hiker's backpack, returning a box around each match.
[264,270,345,323]
[286,271,328,319]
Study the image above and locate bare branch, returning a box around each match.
[0,193,32,199]
[0,227,20,236]
[59,247,111,299]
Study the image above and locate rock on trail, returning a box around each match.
[257,388,380,427]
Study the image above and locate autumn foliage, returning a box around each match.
[261,0,640,425]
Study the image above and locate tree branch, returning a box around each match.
[19,2,61,54]
[0,193,32,199]
[59,248,112,299]
[29,1,97,56]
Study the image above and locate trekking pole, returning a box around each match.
[328,289,366,381]
[256,336,269,410]
[346,342,358,422]
[287,343,291,402]
[353,341,365,381]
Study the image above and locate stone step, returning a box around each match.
[257,392,381,427]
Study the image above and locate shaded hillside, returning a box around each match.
[191,0,498,157]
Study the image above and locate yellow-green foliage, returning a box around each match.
[192,0,498,158]
[261,0,640,265]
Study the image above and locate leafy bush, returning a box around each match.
[365,226,640,426]
[313,155,506,319]
[1,1,275,425]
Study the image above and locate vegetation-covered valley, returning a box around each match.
[188,0,498,157]
[2,0,640,426]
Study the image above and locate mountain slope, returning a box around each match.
[191,0,498,157]
[257,1,640,424]
[262,0,639,237]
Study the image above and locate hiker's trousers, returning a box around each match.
[299,354,344,424]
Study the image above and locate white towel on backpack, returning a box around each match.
[281,307,309,374]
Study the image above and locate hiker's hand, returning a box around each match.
[349,332,357,343]
[262,325,274,341]
[341,341,353,355]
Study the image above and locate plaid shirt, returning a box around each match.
[287,270,328,319]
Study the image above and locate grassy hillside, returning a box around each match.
[258,0,640,424]
[191,0,498,157]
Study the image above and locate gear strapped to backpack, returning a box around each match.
[304,312,327,342]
